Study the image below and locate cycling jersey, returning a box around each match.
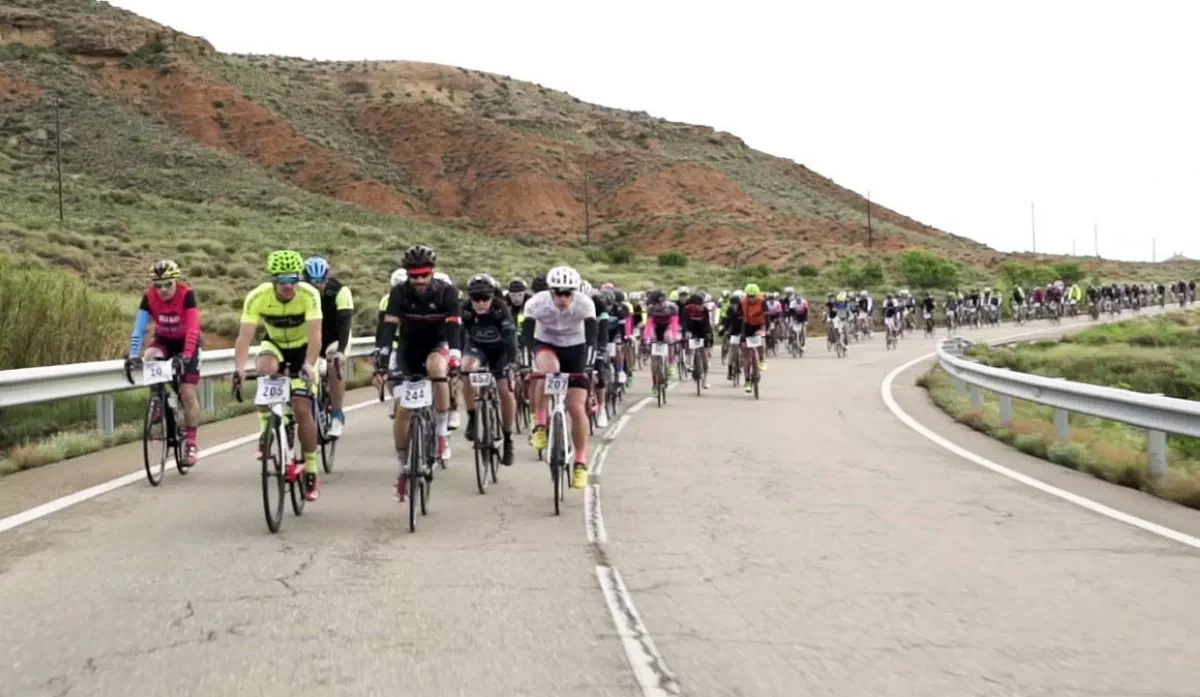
[317,277,354,354]
[681,300,713,341]
[131,282,201,359]
[461,301,517,369]
[787,298,809,322]
[241,281,323,349]
[524,289,596,347]
[883,300,901,319]
[380,279,461,348]
[741,296,767,327]
[645,299,680,343]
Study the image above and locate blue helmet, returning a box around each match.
[303,256,329,283]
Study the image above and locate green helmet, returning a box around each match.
[266,250,304,276]
[744,283,761,297]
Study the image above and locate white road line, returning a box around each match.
[596,565,682,697]
[585,485,608,544]
[881,330,1200,551]
[628,397,652,414]
[590,443,610,477]
[605,414,631,441]
[0,396,382,534]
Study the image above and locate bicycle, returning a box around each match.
[315,356,341,474]
[126,356,190,487]
[742,332,763,399]
[727,333,742,387]
[527,370,591,515]
[885,316,900,350]
[233,369,313,534]
[688,335,707,396]
[923,310,935,338]
[388,372,450,533]
[649,341,671,407]
[462,368,504,495]
[831,313,848,359]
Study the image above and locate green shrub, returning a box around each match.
[797,265,819,278]
[658,251,688,267]
[898,250,960,289]
[606,246,634,264]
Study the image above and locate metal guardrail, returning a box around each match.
[936,337,1200,481]
[0,338,378,433]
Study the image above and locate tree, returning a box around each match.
[898,250,960,289]
[1053,262,1084,285]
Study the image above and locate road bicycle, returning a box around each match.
[688,336,707,396]
[527,370,591,515]
[234,370,313,534]
[315,355,341,474]
[126,356,189,487]
[885,315,900,350]
[742,332,763,399]
[462,368,504,495]
[388,372,450,533]
[727,334,743,387]
[649,341,671,407]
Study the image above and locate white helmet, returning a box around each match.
[732,289,746,299]
[434,271,452,286]
[784,287,794,295]
[390,268,408,288]
[546,265,581,290]
[579,280,594,296]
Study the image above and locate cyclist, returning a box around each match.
[460,273,518,466]
[883,293,902,336]
[374,245,462,500]
[643,288,681,382]
[524,266,598,489]
[720,290,743,379]
[739,283,768,390]
[125,260,203,467]
[302,256,353,438]
[786,292,809,351]
[589,285,612,429]
[234,251,324,501]
[681,291,714,388]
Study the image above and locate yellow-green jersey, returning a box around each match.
[241,281,323,349]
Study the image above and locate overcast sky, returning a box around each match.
[109,0,1199,262]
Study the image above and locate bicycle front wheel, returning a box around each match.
[550,413,567,516]
[474,397,491,495]
[261,420,285,533]
[142,391,167,487]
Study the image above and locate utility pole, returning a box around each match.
[1072,238,1076,256]
[866,190,873,249]
[54,96,64,224]
[1030,202,1036,253]
[1094,222,1098,257]
[1153,238,1156,263]
[583,155,590,246]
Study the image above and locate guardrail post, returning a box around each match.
[1147,430,1168,482]
[969,385,983,410]
[998,394,1013,425]
[953,377,966,393]
[199,378,215,414]
[95,394,115,434]
[1054,408,1069,441]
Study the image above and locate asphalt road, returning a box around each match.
[2,311,1198,697]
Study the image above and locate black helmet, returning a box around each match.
[402,244,436,269]
[467,273,496,297]
[688,292,703,305]
[531,273,548,293]
[647,289,666,304]
[613,290,626,303]
[508,278,527,293]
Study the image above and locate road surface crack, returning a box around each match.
[169,600,195,628]
[275,548,318,596]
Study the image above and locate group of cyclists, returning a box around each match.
[122,247,1197,510]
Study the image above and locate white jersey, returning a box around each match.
[524,289,596,347]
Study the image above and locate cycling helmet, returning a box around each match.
[508,278,527,294]
[629,291,643,302]
[402,244,436,269]
[688,292,703,305]
[744,283,761,297]
[783,286,794,295]
[434,271,452,286]
[732,289,746,299]
[467,273,496,297]
[678,286,690,296]
[266,250,304,276]
[836,291,848,302]
[150,259,181,281]
[390,268,408,288]
[647,289,666,304]
[613,290,626,303]
[546,266,581,290]
[532,273,549,293]
[601,282,615,291]
[668,290,679,302]
[579,280,594,296]
[303,256,330,283]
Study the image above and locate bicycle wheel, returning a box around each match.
[753,373,760,400]
[169,399,189,476]
[143,390,167,487]
[261,419,285,534]
[488,399,501,484]
[474,395,491,495]
[694,354,702,397]
[289,432,307,517]
[551,412,567,515]
[408,413,424,532]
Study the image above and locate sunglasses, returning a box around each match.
[152,280,176,290]
[273,274,301,285]
[553,289,574,298]
[408,271,432,280]
[469,293,493,303]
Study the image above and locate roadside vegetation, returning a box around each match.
[919,313,1200,509]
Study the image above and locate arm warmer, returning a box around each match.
[129,310,151,358]
[584,317,597,350]
[335,309,353,353]
[182,306,201,359]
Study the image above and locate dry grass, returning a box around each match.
[920,367,1200,509]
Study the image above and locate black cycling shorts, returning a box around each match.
[464,342,507,374]
[533,340,589,390]
[392,339,443,379]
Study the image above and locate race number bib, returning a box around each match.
[396,379,433,409]
[616,371,627,385]
[545,373,570,396]
[728,336,741,346]
[688,338,705,350]
[924,311,932,320]
[606,344,617,358]
[142,360,173,385]
[255,376,290,405]
[651,342,669,357]
[469,372,494,388]
[745,335,764,349]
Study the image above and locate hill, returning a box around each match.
[1,0,1197,346]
